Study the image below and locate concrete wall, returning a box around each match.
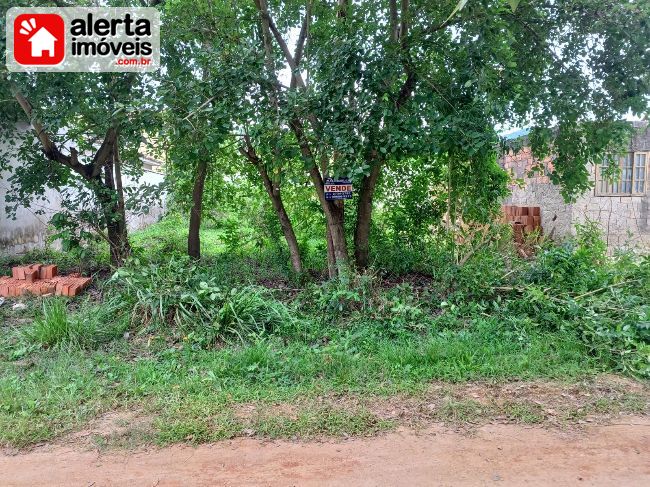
[572,126,650,249]
[0,134,166,256]
[500,123,650,250]
[501,147,574,240]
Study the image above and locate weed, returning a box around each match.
[213,286,296,343]
[23,299,85,350]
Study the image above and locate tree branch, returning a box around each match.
[257,3,306,90]
[389,0,399,42]
[90,126,118,178]
[294,2,311,68]
[11,86,93,179]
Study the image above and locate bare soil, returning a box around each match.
[1,419,649,486]
[1,377,648,486]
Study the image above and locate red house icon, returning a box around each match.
[13,14,65,66]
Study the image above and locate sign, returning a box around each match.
[324,177,353,200]
[6,7,160,72]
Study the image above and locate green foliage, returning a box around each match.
[22,297,128,351]
[506,224,649,376]
[111,256,224,331]
[111,257,295,346]
[23,300,75,350]
[212,286,295,343]
[525,222,608,292]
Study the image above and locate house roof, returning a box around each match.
[29,27,57,43]
[500,128,530,141]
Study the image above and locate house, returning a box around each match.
[29,27,57,57]
[500,121,650,249]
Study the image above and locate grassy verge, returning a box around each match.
[0,318,623,448]
[0,218,648,449]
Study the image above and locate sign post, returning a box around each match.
[324,177,353,201]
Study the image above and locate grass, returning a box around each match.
[0,323,616,448]
[0,217,648,449]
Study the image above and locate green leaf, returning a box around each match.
[508,0,521,13]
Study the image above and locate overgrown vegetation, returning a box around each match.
[1,217,647,448]
[0,0,648,451]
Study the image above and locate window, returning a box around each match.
[596,152,648,196]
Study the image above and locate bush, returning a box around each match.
[506,223,650,377]
[110,256,223,330]
[110,257,297,346]
[213,286,296,342]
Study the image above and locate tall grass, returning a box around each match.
[23,299,86,349]
[22,297,128,350]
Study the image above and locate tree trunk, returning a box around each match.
[256,165,303,274]
[308,166,349,278]
[102,163,130,267]
[188,159,208,259]
[325,227,337,279]
[354,157,382,269]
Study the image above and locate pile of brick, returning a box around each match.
[0,264,91,298]
[502,205,543,244]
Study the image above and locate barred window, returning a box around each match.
[596,152,648,196]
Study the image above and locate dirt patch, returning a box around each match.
[2,419,649,486]
[58,411,154,451]
[228,376,648,437]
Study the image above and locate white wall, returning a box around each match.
[0,130,166,256]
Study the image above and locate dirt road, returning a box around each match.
[2,418,649,486]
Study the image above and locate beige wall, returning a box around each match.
[572,164,650,249]
[500,124,650,251]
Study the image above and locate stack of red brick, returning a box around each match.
[502,205,543,244]
[0,264,91,298]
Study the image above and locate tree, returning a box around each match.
[0,0,166,266]
[244,0,649,272]
[160,0,306,270]
[0,70,160,265]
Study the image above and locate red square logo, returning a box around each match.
[13,14,65,66]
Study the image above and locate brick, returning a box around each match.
[530,207,541,216]
[12,267,25,280]
[24,270,39,283]
[55,281,66,296]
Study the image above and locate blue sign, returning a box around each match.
[324,177,353,200]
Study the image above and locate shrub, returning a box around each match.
[22,297,128,350]
[506,223,650,377]
[525,221,609,293]
[110,256,223,330]
[213,286,296,342]
[111,257,297,346]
